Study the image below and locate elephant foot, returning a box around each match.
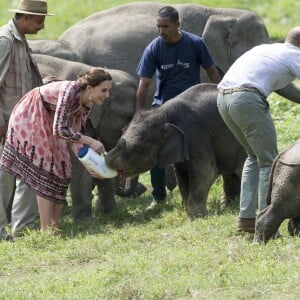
[187,208,207,220]
[115,187,128,197]
[115,182,147,197]
[73,207,92,221]
[254,208,283,243]
[165,165,177,192]
[254,228,281,244]
[133,182,147,197]
[97,203,118,214]
[96,197,118,214]
[252,230,281,243]
[287,218,300,237]
[115,177,147,197]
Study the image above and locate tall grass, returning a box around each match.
[1,1,300,299]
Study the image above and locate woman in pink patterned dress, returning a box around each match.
[0,68,112,233]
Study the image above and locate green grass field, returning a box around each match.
[1,1,300,299]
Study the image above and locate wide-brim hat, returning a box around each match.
[9,0,55,16]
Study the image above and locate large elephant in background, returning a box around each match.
[34,54,141,219]
[29,40,81,62]
[55,2,298,104]
[59,2,269,79]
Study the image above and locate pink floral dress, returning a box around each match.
[0,80,92,203]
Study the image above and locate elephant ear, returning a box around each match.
[158,123,189,167]
[202,15,238,75]
[203,15,239,48]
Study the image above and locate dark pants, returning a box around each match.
[150,164,166,202]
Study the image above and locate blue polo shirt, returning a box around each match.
[136,30,214,105]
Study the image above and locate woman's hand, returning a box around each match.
[80,135,106,154]
[89,139,106,154]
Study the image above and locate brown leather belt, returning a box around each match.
[220,86,266,100]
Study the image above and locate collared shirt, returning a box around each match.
[137,30,214,106]
[0,19,42,127]
[218,43,300,97]
[0,27,14,88]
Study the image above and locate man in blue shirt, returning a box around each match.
[135,6,221,208]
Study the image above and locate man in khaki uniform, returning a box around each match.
[0,0,54,240]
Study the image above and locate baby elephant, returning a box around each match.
[105,83,246,219]
[255,140,300,243]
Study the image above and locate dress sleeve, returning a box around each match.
[52,81,86,142]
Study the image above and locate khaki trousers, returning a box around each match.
[217,90,278,219]
[0,145,37,238]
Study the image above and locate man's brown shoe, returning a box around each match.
[237,218,256,233]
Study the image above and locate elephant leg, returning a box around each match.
[186,187,210,219]
[174,166,189,209]
[220,173,240,209]
[114,176,129,196]
[254,205,284,243]
[287,216,300,237]
[114,175,146,197]
[176,163,216,219]
[165,164,177,192]
[93,178,118,214]
[133,181,147,197]
[187,172,216,219]
[70,150,94,220]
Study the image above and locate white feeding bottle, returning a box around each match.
[77,145,117,178]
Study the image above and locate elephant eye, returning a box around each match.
[117,138,126,149]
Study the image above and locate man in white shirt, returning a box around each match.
[217,26,300,233]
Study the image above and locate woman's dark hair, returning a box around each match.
[77,68,112,90]
[158,6,179,23]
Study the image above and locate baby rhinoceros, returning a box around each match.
[255,140,300,243]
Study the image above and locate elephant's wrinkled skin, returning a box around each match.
[255,140,300,243]
[56,2,300,104]
[105,83,247,218]
[29,3,300,105]
[34,54,139,218]
[29,40,81,61]
[59,2,267,80]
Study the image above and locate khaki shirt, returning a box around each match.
[0,19,42,127]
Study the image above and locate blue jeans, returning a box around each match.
[217,90,278,219]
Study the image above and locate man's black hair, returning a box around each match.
[158,6,179,22]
